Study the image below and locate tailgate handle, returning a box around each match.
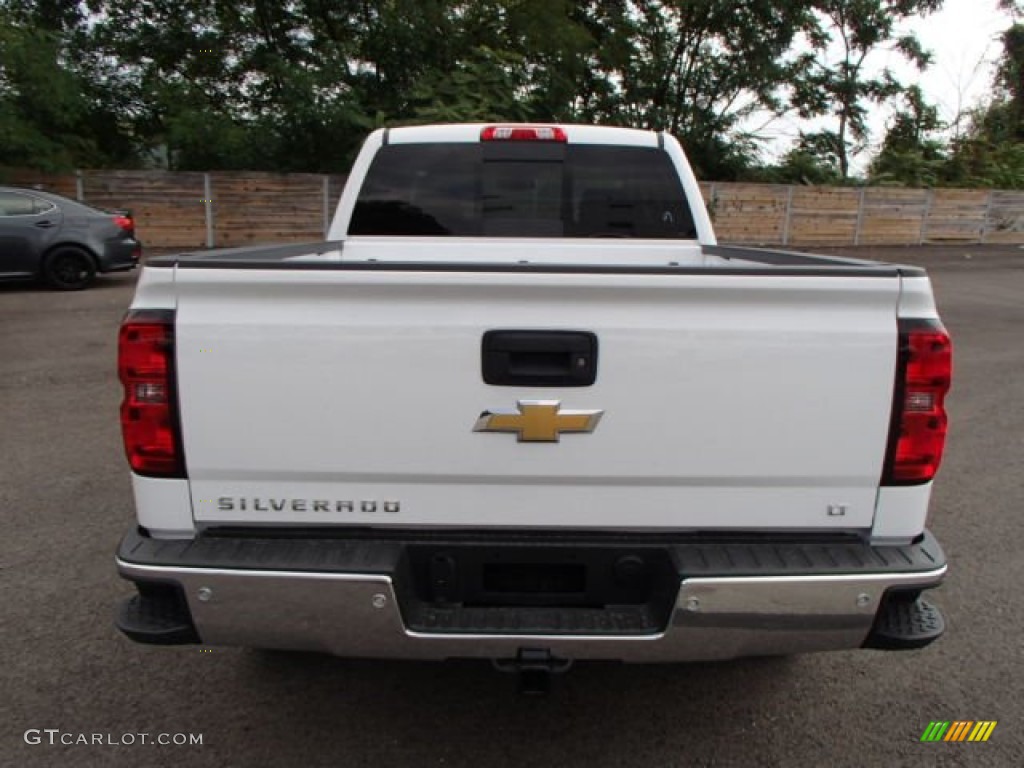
[482,330,598,387]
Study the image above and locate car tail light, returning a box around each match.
[119,310,185,477]
[113,215,134,233]
[480,125,567,142]
[882,319,952,485]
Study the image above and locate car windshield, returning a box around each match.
[349,143,697,238]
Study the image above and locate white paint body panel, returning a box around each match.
[895,275,940,319]
[871,484,933,542]
[130,266,177,310]
[171,268,900,530]
[133,475,195,538]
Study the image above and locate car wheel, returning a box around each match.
[43,247,97,290]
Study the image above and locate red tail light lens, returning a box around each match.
[118,310,184,477]
[882,319,952,485]
[113,215,134,233]
[480,125,567,142]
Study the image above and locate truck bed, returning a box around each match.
[146,239,927,276]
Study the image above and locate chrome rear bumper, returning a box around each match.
[115,529,947,662]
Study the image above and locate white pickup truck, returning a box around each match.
[115,124,951,685]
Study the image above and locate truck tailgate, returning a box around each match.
[173,267,899,531]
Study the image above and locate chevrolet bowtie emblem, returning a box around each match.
[473,400,604,442]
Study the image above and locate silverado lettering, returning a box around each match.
[216,497,400,513]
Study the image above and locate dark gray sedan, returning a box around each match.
[0,186,142,290]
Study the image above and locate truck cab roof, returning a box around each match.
[382,123,661,147]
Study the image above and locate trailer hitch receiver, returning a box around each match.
[492,648,574,695]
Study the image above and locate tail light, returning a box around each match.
[118,310,185,477]
[481,125,567,142]
[882,318,952,485]
[113,214,134,233]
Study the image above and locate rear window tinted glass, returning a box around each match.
[349,143,697,238]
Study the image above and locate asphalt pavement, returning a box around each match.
[1,244,1022,767]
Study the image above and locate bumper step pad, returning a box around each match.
[864,596,945,650]
[116,591,199,645]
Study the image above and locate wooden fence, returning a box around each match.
[1,169,347,249]
[696,182,1024,246]
[4,167,1024,248]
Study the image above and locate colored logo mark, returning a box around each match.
[920,721,997,742]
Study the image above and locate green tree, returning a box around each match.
[869,85,947,186]
[942,20,1024,188]
[765,131,844,184]
[4,0,976,183]
[407,46,531,124]
[88,0,374,171]
[995,22,1024,140]
[0,2,138,169]
[793,0,943,180]
[595,0,819,179]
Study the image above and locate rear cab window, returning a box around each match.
[349,143,697,239]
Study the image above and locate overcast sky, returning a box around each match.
[758,0,1012,168]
